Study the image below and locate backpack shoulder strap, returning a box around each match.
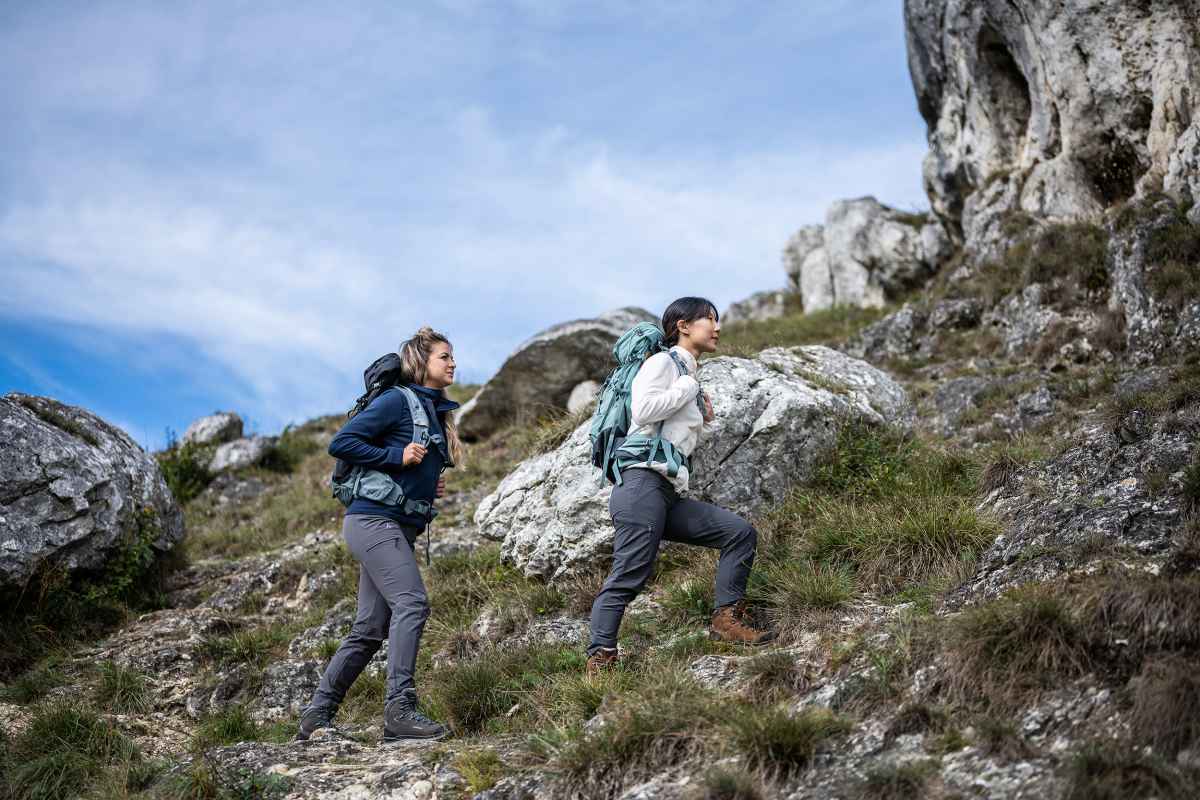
[665,350,689,377]
[390,386,430,447]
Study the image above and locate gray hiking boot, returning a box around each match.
[384,688,448,742]
[296,704,336,741]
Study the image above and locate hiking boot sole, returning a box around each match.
[383,728,449,743]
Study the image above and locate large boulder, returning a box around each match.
[783,198,951,312]
[455,307,656,440]
[474,346,913,581]
[905,0,1200,252]
[0,393,185,588]
[182,411,243,446]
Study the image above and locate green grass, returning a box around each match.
[0,657,65,704]
[93,661,151,714]
[943,584,1089,711]
[190,705,291,752]
[698,767,764,800]
[0,702,145,800]
[729,706,850,777]
[1065,742,1197,800]
[1142,203,1200,311]
[740,652,809,703]
[157,431,215,505]
[455,748,506,793]
[751,420,994,609]
[713,305,890,359]
[861,760,938,800]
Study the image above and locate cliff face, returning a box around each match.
[906,0,1200,251]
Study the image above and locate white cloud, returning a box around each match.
[0,0,928,433]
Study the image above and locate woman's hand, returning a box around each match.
[436,477,446,497]
[702,391,715,423]
[402,442,428,467]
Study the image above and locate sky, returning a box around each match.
[0,1,930,450]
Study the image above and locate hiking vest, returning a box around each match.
[331,385,449,520]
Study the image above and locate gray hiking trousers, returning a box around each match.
[588,467,757,655]
[309,514,430,709]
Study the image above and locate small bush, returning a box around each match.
[697,766,764,800]
[1143,208,1200,311]
[1065,742,1195,800]
[543,677,720,800]
[861,760,937,800]
[740,652,809,703]
[0,658,64,704]
[94,661,151,714]
[191,705,265,751]
[729,707,851,777]
[158,430,215,505]
[972,716,1035,760]
[1131,654,1200,757]
[944,585,1090,710]
[259,425,321,474]
[455,749,506,793]
[0,702,142,800]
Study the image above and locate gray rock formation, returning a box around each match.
[566,380,600,414]
[721,289,790,324]
[182,411,243,446]
[474,346,913,581]
[784,198,951,312]
[0,393,185,588]
[905,0,1200,251]
[455,307,656,440]
[208,435,275,473]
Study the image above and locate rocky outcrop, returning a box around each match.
[721,290,790,325]
[182,412,243,446]
[784,198,952,312]
[455,307,656,440]
[905,0,1200,253]
[0,393,184,588]
[474,346,913,581]
[208,435,275,473]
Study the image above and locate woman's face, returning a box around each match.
[424,342,456,389]
[679,310,721,353]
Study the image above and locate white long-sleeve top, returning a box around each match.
[624,345,711,493]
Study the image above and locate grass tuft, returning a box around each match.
[729,706,850,777]
[94,661,151,714]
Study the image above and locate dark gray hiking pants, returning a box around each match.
[588,467,757,655]
[309,514,429,710]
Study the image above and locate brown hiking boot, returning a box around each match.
[710,600,775,645]
[586,647,620,677]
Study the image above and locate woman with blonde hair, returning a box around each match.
[297,326,464,742]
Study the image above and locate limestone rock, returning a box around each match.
[721,289,790,324]
[905,0,1200,252]
[456,307,656,440]
[785,199,951,312]
[566,381,600,415]
[0,393,184,588]
[209,435,275,473]
[474,347,913,581]
[182,411,243,446]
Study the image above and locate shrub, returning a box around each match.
[158,430,215,504]
[0,658,64,704]
[94,661,151,714]
[0,702,142,800]
[729,707,851,777]
[455,749,506,793]
[1130,654,1200,757]
[542,676,721,800]
[1065,743,1196,800]
[739,652,809,703]
[259,425,321,474]
[1143,208,1200,311]
[943,585,1090,710]
[698,767,764,800]
[860,760,937,800]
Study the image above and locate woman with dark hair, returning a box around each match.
[297,327,464,742]
[586,297,772,674]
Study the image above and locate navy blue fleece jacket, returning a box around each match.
[328,384,460,530]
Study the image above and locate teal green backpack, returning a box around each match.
[588,322,693,485]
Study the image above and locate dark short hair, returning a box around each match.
[661,297,719,347]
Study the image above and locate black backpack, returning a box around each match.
[330,353,406,489]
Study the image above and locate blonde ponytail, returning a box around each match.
[398,326,465,467]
